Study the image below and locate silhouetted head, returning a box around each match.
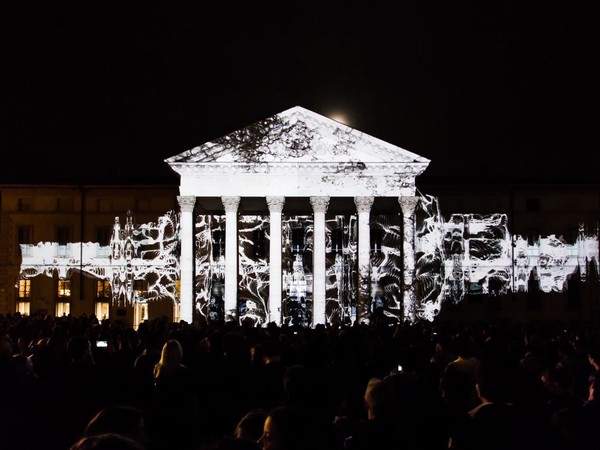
[258,405,310,450]
[82,405,148,446]
[234,408,268,443]
[70,433,144,450]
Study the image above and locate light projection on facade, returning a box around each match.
[18,200,599,326]
[15,105,600,326]
[19,210,180,307]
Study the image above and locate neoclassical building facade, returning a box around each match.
[166,106,430,326]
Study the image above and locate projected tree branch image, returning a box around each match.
[15,107,600,327]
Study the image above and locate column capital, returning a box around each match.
[399,196,419,216]
[266,196,285,213]
[221,196,241,212]
[310,196,330,213]
[354,196,374,213]
[177,196,196,213]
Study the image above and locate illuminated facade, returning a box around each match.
[2,107,599,327]
[165,106,430,325]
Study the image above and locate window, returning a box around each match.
[58,279,71,298]
[17,279,31,316]
[16,302,30,316]
[18,279,30,299]
[96,226,112,246]
[134,302,149,329]
[175,279,181,299]
[526,228,540,246]
[56,278,71,317]
[173,301,180,323]
[564,227,579,245]
[18,198,33,212]
[134,279,148,300]
[56,226,71,245]
[56,302,70,317]
[95,302,110,320]
[17,226,33,256]
[96,279,111,300]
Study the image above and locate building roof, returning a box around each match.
[165,106,430,198]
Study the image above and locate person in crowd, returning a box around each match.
[540,364,583,419]
[233,408,268,448]
[258,404,314,450]
[587,342,600,374]
[440,331,482,413]
[343,377,406,450]
[551,369,600,450]
[147,338,201,450]
[70,433,145,450]
[81,404,149,448]
[448,361,526,450]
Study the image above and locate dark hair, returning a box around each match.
[83,405,144,439]
[70,433,144,450]
[235,408,268,443]
[267,405,311,450]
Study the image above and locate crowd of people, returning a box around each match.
[2,311,600,450]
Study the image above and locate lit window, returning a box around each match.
[175,279,181,299]
[134,302,148,330]
[56,301,70,317]
[134,279,148,300]
[173,301,181,323]
[16,301,30,316]
[18,279,31,299]
[95,302,110,320]
[96,279,111,300]
[58,279,71,298]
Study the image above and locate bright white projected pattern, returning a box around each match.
[19,210,180,306]
[18,199,599,324]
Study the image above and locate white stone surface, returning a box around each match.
[166,106,429,198]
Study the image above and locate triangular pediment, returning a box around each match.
[165,106,430,165]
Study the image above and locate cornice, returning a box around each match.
[170,161,428,176]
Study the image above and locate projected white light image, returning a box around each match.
[16,107,600,326]
[18,196,599,326]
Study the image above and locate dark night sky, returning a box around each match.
[1,1,599,184]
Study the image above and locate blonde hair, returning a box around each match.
[153,339,183,379]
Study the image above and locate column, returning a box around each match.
[354,196,374,324]
[267,196,285,325]
[310,196,330,326]
[177,195,196,324]
[399,196,419,322]
[222,196,241,321]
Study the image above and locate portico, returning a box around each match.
[166,106,430,326]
